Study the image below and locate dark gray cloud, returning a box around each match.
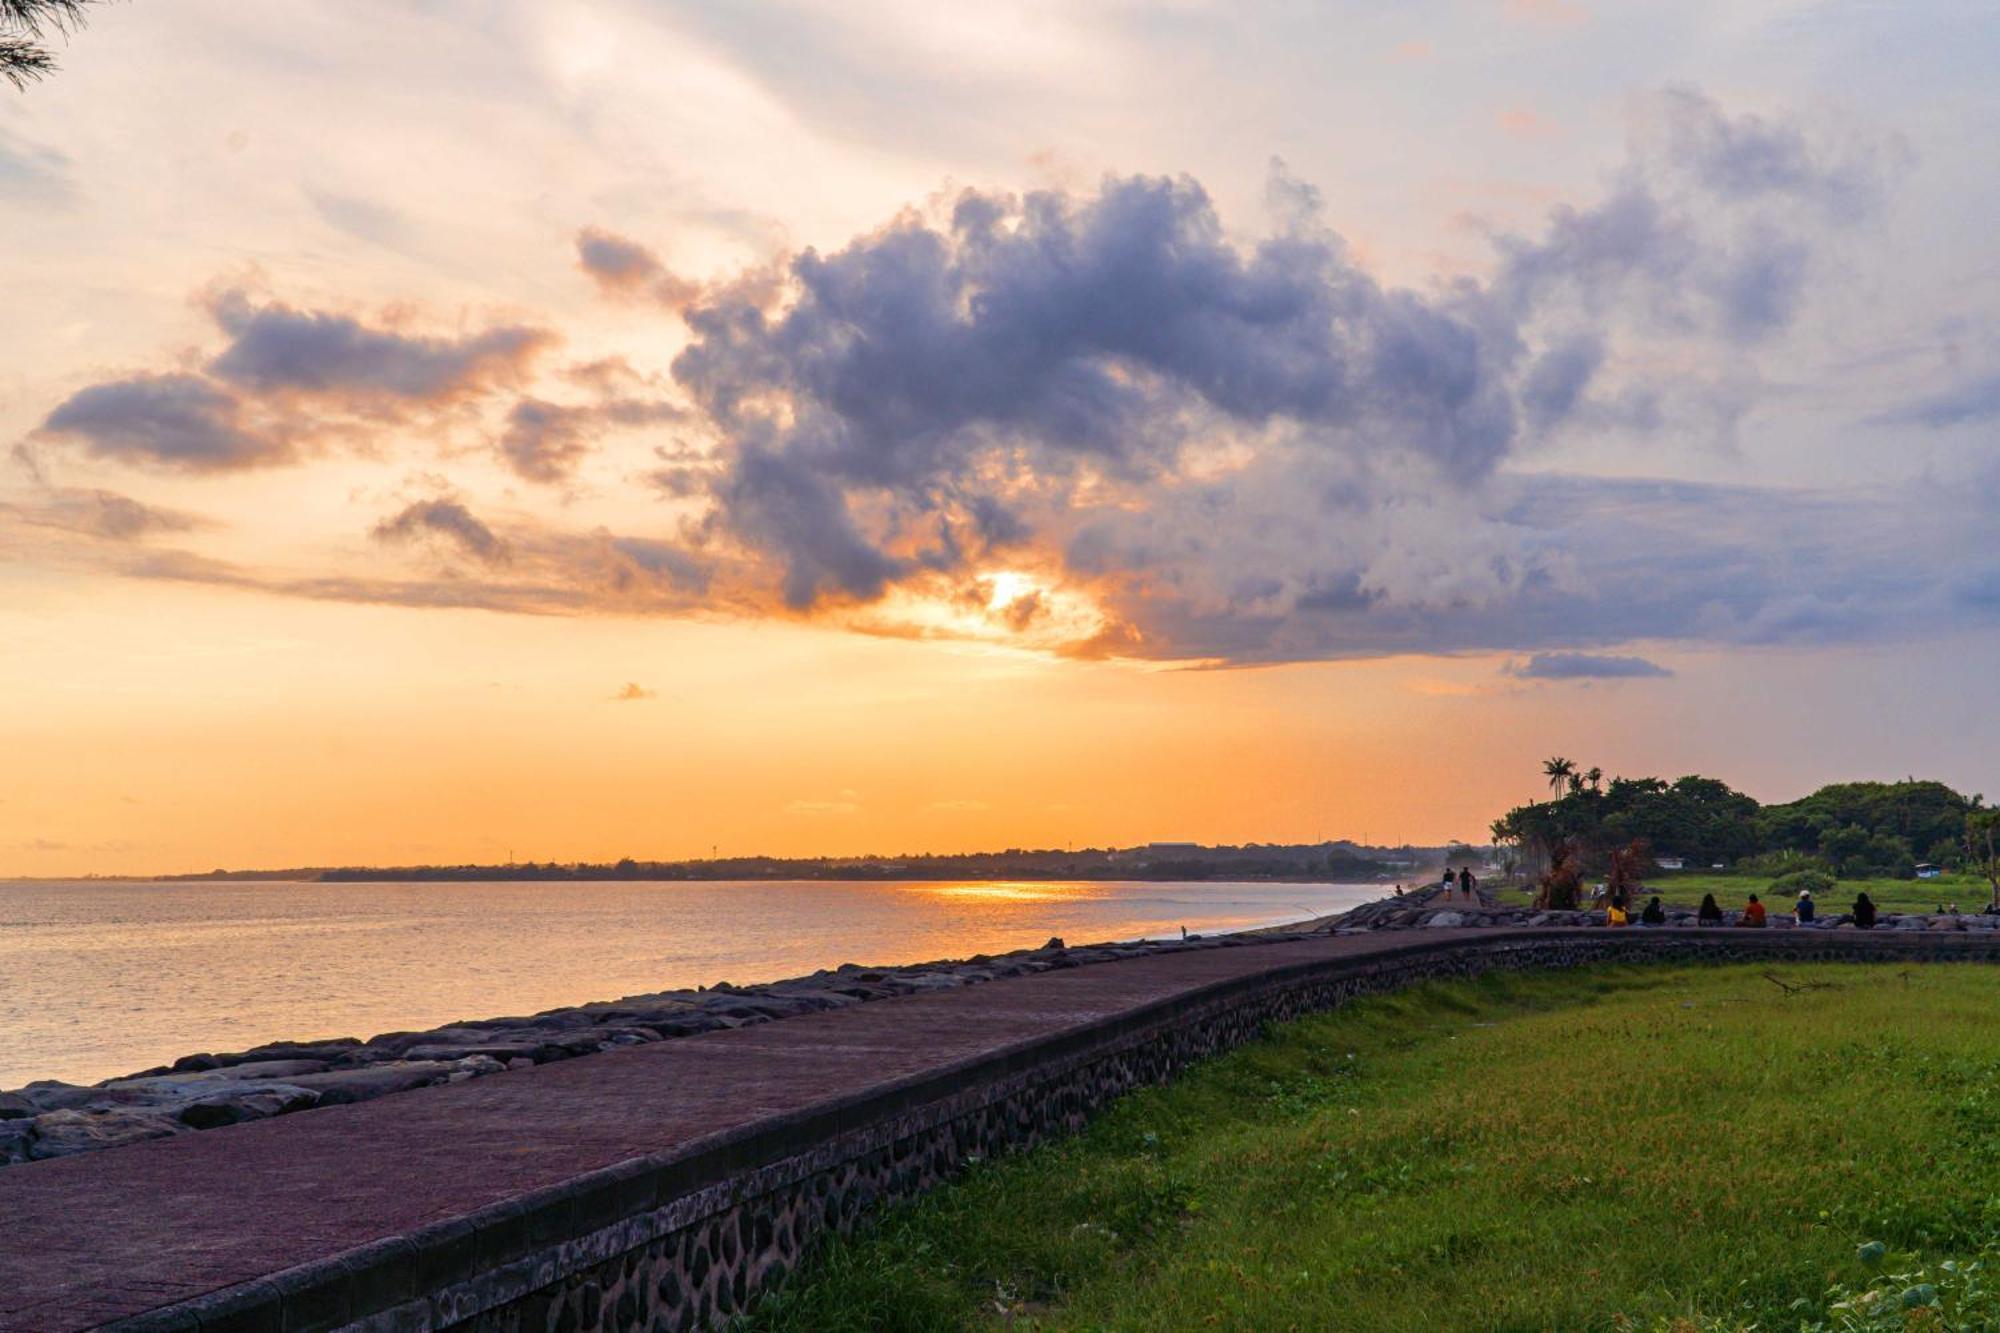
[207,291,548,401]
[1649,86,1893,220]
[370,498,509,564]
[1506,652,1673,680]
[35,294,556,474]
[39,373,287,471]
[674,172,1520,608]
[497,396,684,484]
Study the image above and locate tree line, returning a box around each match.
[1492,761,2000,894]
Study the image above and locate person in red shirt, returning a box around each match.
[1735,893,1767,927]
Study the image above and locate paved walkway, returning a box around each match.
[0,925,1968,1330]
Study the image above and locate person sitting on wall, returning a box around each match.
[1697,893,1724,927]
[1853,892,1878,930]
[1735,894,1767,928]
[1794,890,1816,925]
[1640,895,1666,927]
[1606,894,1630,927]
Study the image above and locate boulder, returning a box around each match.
[175,1084,321,1130]
[1424,911,1467,928]
[0,1092,34,1120]
[104,1060,330,1094]
[0,1118,35,1163]
[28,1108,183,1159]
[284,1062,452,1105]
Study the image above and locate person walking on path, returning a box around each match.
[1697,893,1724,926]
[1853,892,1878,929]
[1457,865,1477,904]
[1441,866,1457,901]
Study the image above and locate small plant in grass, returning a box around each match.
[1795,1240,2000,1330]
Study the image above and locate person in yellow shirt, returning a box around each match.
[1606,894,1629,927]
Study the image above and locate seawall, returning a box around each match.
[5,927,1995,1333]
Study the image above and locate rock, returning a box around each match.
[403,1041,546,1064]
[283,1062,452,1105]
[14,1080,154,1113]
[175,1084,320,1129]
[28,1108,183,1159]
[1041,937,1065,951]
[1424,911,1467,928]
[0,1092,34,1120]
[0,1118,35,1163]
[104,1060,330,1093]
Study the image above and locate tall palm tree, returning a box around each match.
[3,0,107,90]
[1543,757,1576,801]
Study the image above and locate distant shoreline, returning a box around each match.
[9,840,1450,885]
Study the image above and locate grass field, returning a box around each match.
[745,963,2000,1331]
[1492,873,1995,916]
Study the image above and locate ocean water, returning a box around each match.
[0,877,1380,1088]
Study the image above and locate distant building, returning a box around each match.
[1916,862,1942,880]
[1654,855,1686,871]
[1145,842,1200,852]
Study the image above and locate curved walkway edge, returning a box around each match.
[4,927,1992,1333]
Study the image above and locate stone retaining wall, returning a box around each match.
[137,930,2000,1333]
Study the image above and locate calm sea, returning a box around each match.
[0,877,1380,1088]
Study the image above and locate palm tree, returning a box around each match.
[3,0,107,90]
[1584,766,1604,795]
[1543,757,1576,802]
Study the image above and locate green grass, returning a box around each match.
[743,964,2000,1331]
[1492,873,1993,915]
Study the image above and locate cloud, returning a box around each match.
[1492,88,1895,352]
[496,396,684,484]
[0,487,209,540]
[370,497,509,565]
[206,290,549,403]
[305,188,413,248]
[609,682,656,701]
[34,292,556,474]
[674,169,1521,612]
[1504,652,1673,679]
[1870,369,2000,428]
[575,227,701,308]
[39,373,288,471]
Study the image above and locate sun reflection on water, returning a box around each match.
[922,882,1083,903]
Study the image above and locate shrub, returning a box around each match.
[1773,868,1837,897]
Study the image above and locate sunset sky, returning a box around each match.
[4,1,1997,876]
